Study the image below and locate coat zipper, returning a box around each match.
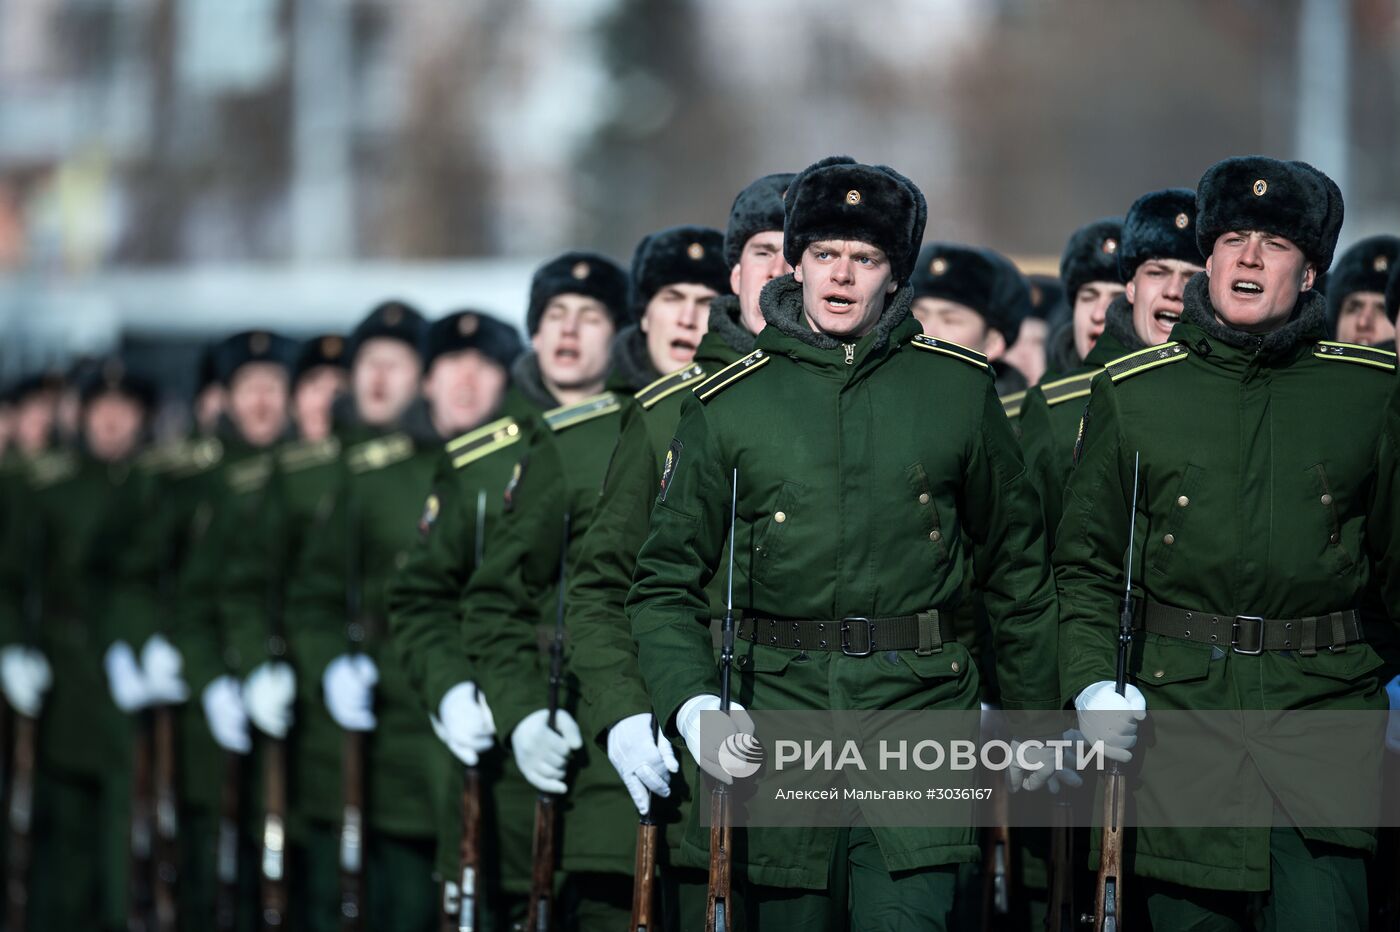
[843,343,855,365]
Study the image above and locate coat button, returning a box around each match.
[1329,532,1339,544]
[929,530,941,543]
[1163,533,1175,545]
[918,492,930,505]
[774,511,787,524]
[1320,493,1333,506]
[1153,670,1165,679]
[950,661,960,673]
[1177,496,1189,507]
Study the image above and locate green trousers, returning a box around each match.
[1143,826,1368,931]
[732,827,957,931]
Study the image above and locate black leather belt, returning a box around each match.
[737,611,947,656]
[1142,601,1363,655]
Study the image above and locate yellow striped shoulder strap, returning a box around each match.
[279,436,341,473]
[1000,390,1026,418]
[544,392,620,433]
[635,363,706,410]
[694,349,770,404]
[1105,342,1188,383]
[909,335,992,373]
[446,416,523,469]
[1041,369,1100,407]
[1313,340,1396,372]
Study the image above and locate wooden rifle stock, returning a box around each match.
[215,750,241,932]
[129,713,155,932]
[456,766,482,932]
[152,705,180,932]
[705,469,739,932]
[525,512,571,932]
[339,730,365,931]
[5,715,35,932]
[261,738,288,929]
[1088,451,1140,932]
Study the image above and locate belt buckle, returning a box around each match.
[840,617,874,657]
[1231,615,1264,655]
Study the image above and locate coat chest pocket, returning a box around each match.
[1307,463,1358,575]
[1147,464,1203,576]
[752,480,802,571]
[905,463,948,560]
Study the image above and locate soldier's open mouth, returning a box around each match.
[824,295,855,309]
[670,339,697,357]
[1154,310,1181,326]
[1231,280,1263,296]
[555,347,579,361]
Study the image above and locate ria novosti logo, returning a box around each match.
[717,733,765,780]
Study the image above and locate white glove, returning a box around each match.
[104,641,151,713]
[677,694,754,784]
[323,654,378,732]
[511,708,583,795]
[1009,730,1087,794]
[1385,676,1400,753]
[1,645,52,718]
[1075,681,1147,764]
[608,712,680,815]
[140,633,190,705]
[202,675,251,754]
[244,661,296,739]
[435,682,497,766]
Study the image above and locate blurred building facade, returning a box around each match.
[0,0,1396,376]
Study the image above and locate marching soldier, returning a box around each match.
[908,242,1032,405]
[451,225,728,930]
[565,173,793,928]
[0,362,156,930]
[626,156,1060,929]
[1324,235,1398,348]
[1058,156,1400,929]
[1041,219,1125,381]
[608,228,731,393]
[162,329,297,927]
[289,334,350,443]
[1002,273,1066,389]
[389,252,630,930]
[1019,188,1202,547]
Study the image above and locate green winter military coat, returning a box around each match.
[389,387,545,894]
[218,432,344,827]
[566,297,751,860]
[1056,277,1400,892]
[1017,296,1143,551]
[462,387,642,878]
[281,405,455,840]
[626,275,1060,889]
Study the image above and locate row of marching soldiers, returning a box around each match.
[0,151,1398,932]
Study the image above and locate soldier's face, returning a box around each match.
[730,232,789,335]
[291,366,347,443]
[641,282,715,373]
[353,338,422,428]
[195,384,225,436]
[1071,281,1124,360]
[14,392,57,455]
[911,298,1007,360]
[1334,292,1395,347]
[83,394,144,462]
[794,240,898,341]
[532,294,615,391]
[1206,230,1315,333]
[1126,258,1203,346]
[1003,317,1048,386]
[423,349,508,436]
[227,363,289,448]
